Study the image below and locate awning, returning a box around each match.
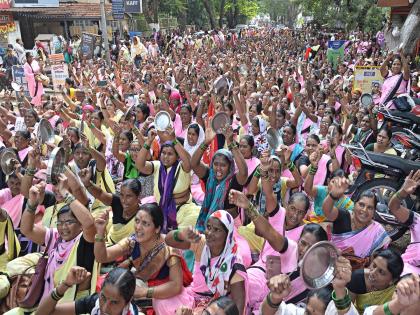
[0,3,113,19]
[377,0,409,7]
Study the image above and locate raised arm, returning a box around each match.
[399,49,410,81]
[226,125,247,185]
[389,170,420,223]
[304,149,322,198]
[259,152,277,214]
[229,190,287,252]
[191,119,214,179]
[261,275,292,315]
[79,168,113,206]
[134,129,155,175]
[322,177,349,221]
[93,211,125,263]
[35,266,90,315]
[20,183,48,245]
[166,126,191,172]
[57,174,96,242]
[166,227,201,250]
[380,52,393,78]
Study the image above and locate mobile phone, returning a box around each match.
[266,255,282,280]
[97,80,107,87]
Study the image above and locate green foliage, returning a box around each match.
[259,0,288,21]
[299,0,388,32]
[159,0,187,16]
[234,0,259,19]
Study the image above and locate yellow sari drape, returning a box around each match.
[107,216,136,245]
[0,215,20,271]
[354,285,395,314]
[53,238,99,303]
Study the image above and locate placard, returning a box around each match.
[327,40,346,70]
[112,0,125,19]
[353,66,383,94]
[51,63,69,91]
[81,32,95,59]
[11,65,28,93]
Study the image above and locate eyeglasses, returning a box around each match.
[57,220,77,227]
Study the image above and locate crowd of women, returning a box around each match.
[0,26,419,315]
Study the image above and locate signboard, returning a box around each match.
[0,0,11,9]
[0,13,15,34]
[124,0,142,13]
[49,53,65,64]
[51,63,69,91]
[353,66,383,94]
[11,65,29,94]
[81,32,96,59]
[112,0,125,19]
[327,40,346,70]
[13,0,58,7]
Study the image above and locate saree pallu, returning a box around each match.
[107,216,135,245]
[45,230,98,303]
[331,221,391,258]
[285,225,305,243]
[354,285,395,314]
[186,259,249,315]
[313,154,331,186]
[401,242,420,275]
[0,215,20,271]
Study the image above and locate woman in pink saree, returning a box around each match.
[166,210,248,314]
[23,52,44,107]
[379,51,410,109]
[228,189,328,310]
[0,173,27,228]
[388,170,420,276]
[323,177,391,264]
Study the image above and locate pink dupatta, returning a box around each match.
[286,225,305,243]
[331,221,390,258]
[313,154,331,186]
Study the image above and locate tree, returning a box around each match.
[299,0,387,32]
[384,0,420,55]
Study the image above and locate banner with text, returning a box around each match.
[353,66,383,94]
[51,63,69,91]
[327,40,346,70]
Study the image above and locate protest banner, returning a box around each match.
[327,40,346,70]
[11,65,28,93]
[51,63,69,91]
[353,66,383,94]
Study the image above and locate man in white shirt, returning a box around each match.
[14,39,25,64]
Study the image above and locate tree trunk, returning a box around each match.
[202,0,217,29]
[219,0,226,28]
[384,0,420,55]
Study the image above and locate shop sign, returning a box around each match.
[124,0,142,13]
[0,13,15,34]
[112,0,125,19]
[13,0,59,8]
[0,0,11,10]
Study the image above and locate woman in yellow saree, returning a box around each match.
[346,249,403,314]
[6,174,97,314]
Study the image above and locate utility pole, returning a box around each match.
[100,0,111,65]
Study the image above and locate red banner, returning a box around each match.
[0,0,11,10]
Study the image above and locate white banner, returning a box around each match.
[51,63,69,91]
